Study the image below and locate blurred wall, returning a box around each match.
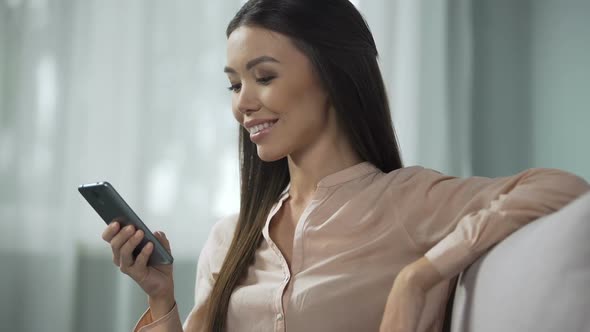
[472,0,590,179]
[530,0,590,180]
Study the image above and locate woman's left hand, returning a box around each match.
[379,257,444,332]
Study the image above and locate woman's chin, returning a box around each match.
[256,146,286,162]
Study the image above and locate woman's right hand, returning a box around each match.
[101,221,175,302]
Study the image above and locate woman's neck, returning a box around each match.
[286,137,362,203]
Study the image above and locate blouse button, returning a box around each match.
[276,313,284,321]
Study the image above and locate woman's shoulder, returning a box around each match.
[207,212,239,247]
[200,213,239,267]
[381,165,440,184]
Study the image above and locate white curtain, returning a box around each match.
[2,0,588,331]
[1,1,242,331]
[361,0,474,177]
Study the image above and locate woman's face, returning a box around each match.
[225,26,332,162]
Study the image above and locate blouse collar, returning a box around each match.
[278,161,380,199]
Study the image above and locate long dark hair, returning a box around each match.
[205,0,403,330]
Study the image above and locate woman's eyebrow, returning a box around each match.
[224,55,280,74]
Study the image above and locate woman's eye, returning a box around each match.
[227,83,241,93]
[257,76,275,85]
[227,76,274,93]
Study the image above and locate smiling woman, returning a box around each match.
[225,26,350,162]
[95,1,590,332]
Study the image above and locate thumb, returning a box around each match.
[154,231,172,254]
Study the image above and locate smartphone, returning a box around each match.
[78,181,174,266]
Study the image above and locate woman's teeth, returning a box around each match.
[250,121,276,135]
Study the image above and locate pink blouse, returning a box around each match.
[133,162,589,332]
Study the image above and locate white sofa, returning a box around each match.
[447,191,590,332]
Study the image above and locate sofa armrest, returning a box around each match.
[449,192,590,332]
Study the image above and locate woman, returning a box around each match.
[101,0,589,331]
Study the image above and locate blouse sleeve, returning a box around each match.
[133,214,238,332]
[397,167,589,279]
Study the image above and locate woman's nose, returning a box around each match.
[236,84,260,115]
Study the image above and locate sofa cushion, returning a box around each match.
[450,191,590,332]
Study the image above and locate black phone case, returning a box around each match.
[78,181,174,266]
